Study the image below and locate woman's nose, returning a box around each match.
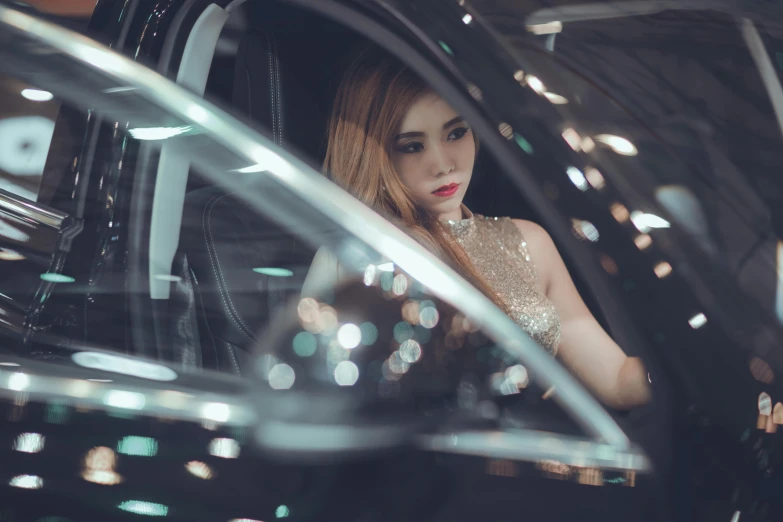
[429,143,454,177]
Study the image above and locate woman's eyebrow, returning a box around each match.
[395,117,466,140]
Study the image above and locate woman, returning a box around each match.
[307,47,651,410]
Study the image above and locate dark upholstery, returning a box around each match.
[178,4,359,374]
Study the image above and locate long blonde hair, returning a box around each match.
[324,46,509,314]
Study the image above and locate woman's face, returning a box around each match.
[391,93,475,221]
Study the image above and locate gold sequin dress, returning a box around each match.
[446,207,561,355]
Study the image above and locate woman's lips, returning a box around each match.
[432,183,460,197]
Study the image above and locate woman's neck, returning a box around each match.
[439,204,472,223]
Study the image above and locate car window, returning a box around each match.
[0,3,637,452]
[472,1,783,324]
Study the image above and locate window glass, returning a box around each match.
[0,75,60,201]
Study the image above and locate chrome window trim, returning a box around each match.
[0,189,69,230]
[0,5,631,449]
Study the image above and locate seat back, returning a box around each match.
[179,3,360,373]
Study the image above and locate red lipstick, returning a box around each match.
[432,183,460,197]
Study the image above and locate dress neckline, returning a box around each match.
[445,204,474,226]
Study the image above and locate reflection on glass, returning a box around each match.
[526,75,546,94]
[334,360,360,386]
[13,432,44,453]
[9,474,42,489]
[20,88,53,102]
[209,438,240,459]
[253,267,293,277]
[653,262,672,279]
[117,501,168,517]
[8,372,29,391]
[82,446,122,485]
[127,126,192,140]
[186,461,213,480]
[544,92,569,105]
[594,134,638,156]
[527,21,563,35]
[117,436,158,457]
[630,211,670,233]
[267,364,295,390]
[103,390,146,410]
[688,313,707,329]
[39,273,75,284]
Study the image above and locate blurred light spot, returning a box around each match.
[387,352,410,375]
[40,273,75,283]
[402,300,420,324]
[10,474,42,489]
[526,75,546,94]
[128,126,191,140]
[158,390,190,410]
[566,167,588,191]
[0,362,19,367]
[14,433,44,453]
[200,402,230,423]
[72,352,177,381]
[759,392,772,415]
[253,267,293,277]
[392,273,408,296]
[527,20,562,34]
[8,372,29,391]
[654,262,672,279]
[514,69,525,82]
[438,41,454,56]
[594,134,637,156]
[468,84,483,101]
[609,202,630,223]
[584,167,605,189]
[297,298,319,323]
[514,134,534,154]
[360,322,378,345]
[561,128,582,151]
[334,361,360,386]
[104,390,146,410]
[293,331,317,357]
[688,313,707,329]
[154,274,182,282]
[543,92,569,104]
[21,88,54,102]
[498,122,514,139]
[276,505,290,518]
[393,322,414,343]
[83,446,122,485]
[599,254,619,275]
[118,500,168,517]
[634,234,652,250]
[0,250,25,261]
[67,380,92,398]
[419,306,440,329]
[117,436,158,457]
[363,264,377,286]
[730,511,741,522]
[630,211,670,233]
[542,386,556,400]
[571,219,599,242]
[209,438,240,459]
[750,357,774,384]
[316,306,338,334]
[337,323,362,349]
[186,461,213,480]
[268,364,295,390]
[399,340,422,363]
[507,365,529,388]
[462,13,473,24]
[230,519,264,522]
[773,403,783,425]
[580,136,595,152]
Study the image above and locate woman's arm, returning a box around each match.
[513,220,651,410]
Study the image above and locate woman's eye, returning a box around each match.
[397,142,424,154]
[448,127,470,141]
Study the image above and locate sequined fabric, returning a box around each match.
[446,210,561,355]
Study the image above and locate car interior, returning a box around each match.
[165,0,614,380]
